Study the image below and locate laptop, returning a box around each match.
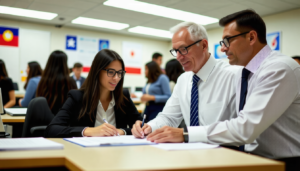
[0,89,6,137]
[5,108,27,116]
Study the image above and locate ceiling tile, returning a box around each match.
[283,0,300,5]
[28,2,72,14]
[251,0,296,10]
[0,0,17,6]
[13,0,33,9]
[34,0,98,10]
[236,1,274,16]
[141,18,181,30]
[61,8,86,16]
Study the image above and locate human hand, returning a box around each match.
[18,99,22,106]
[83,123,119,137]
[147,126,184,143]
[141,94,155,102]
[131,93,137,98]
[131,120,152,138]
[117,129,125,135]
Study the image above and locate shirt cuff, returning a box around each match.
[119,128,126,135]
[147,121,159,132]
[187,126,208,143]
[81,127,88,137]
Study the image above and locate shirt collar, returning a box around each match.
[194,54,216,82]
[245,45,272,74]
[73,75,81,81]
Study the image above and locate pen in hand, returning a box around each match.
[141,114,146,138]
[103,118,120,136]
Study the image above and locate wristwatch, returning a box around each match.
[183,132,189,143]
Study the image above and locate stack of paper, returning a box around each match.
[64,135,156,147]
[0,138,64,151]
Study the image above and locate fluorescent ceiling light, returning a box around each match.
[72,17,129,30]
[128,26,172,38]
[0,5,57,20]
[104,0,218,25]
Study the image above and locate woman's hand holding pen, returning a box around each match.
[83,123,119,137]
[140,94,155,102]
[132,120,152,138]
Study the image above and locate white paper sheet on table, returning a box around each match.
[64,135,156,147]
[152,142,219,151]
[0,137,64,151]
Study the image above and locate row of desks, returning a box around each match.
[0,138,284,170]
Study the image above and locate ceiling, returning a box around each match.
[0,0,299,41]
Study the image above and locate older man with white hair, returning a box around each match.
[132,22,240,144]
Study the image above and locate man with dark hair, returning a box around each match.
[292,56,300,65]
[72,62,85,88]
[196,9,299,170]
[152,52,165,74]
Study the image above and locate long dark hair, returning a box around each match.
[24,61,42,89]
[79,49,127,121]
[0,59,8,79]
[146,61,162,83]
[165,59,184,83]
[36,50,76,114]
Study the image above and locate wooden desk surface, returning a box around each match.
[0,138,284,171]
[1,114,25,123]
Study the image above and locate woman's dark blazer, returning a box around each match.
[45,89,142,138]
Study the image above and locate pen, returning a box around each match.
[141,114,146,127]
[103,118,120,136]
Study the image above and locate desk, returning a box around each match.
[15,91,25,98]
[0,138,284,171]
[1,114,25,123]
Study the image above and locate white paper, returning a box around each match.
[64,135,155,147]
[5,108,27,114]
[152,143,219,151]
[0,138,64,151]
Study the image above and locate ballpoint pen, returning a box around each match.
[103,118,120,136]
[141,114,146,127]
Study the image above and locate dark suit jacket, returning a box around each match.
[71,75,86,88]
[45,89,142,138]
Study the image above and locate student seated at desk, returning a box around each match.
[19,61,42,107]
[45,49,142,137]
[0,59,15,108]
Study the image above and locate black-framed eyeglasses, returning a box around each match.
[102,69,126,78]
[170,39,202,57]
[220,31,250,48]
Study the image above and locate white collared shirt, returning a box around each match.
[148,56,241,142]
[95,94,116,127]
[73,75,81,89]
[194,45,300,159]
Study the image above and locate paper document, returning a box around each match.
[0,138,64,151]
[5,108,27,116]
[64,135,156,147]
[152,142,219,151]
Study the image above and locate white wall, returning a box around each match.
[206,8,300,59]
[0,18,174,91]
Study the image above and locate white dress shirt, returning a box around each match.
[95,94,116,127]
[194,45,300,159]
[73,75,81,89]
[148,56,241,142]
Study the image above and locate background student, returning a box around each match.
[152,52,165,74]
[141,61,171,122]
[45,49,142,138]
[0,59,15,108]
[19,61,42,107]
[36,50,77,115]
[71,62,86,89]
[165,59,184,93]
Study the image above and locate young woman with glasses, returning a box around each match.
[45,49,142,137]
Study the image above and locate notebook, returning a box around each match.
[5,108,27,116]
[0,89,6,137]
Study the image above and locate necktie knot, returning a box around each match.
[193,75,200,84]
[242,68,251,78]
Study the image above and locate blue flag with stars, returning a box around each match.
[66,35,77,50]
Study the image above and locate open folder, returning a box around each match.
[64,135,156,147]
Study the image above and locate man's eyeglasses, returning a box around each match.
[102,69,126,78]
[220,31,250,48]
[170,39,203,57]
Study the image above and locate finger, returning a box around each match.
[132,126,142,138]
[134,121,144,136]
[147,132,168,142]
[104,123,118,135]
[102,126,117,136]
[147,128,164,139]
[154,137,171,143]
[142,125,152,135]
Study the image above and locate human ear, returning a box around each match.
[249,30,257,45]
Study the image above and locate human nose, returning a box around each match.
[220,43,228,52]
[176,51,183,60]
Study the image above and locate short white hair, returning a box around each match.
[170,21,208,41]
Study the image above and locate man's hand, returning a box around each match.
[147,126,184,143]
[83,123,119,137]
[131,120,152,138]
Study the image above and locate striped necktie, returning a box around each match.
[190,75,200,126]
